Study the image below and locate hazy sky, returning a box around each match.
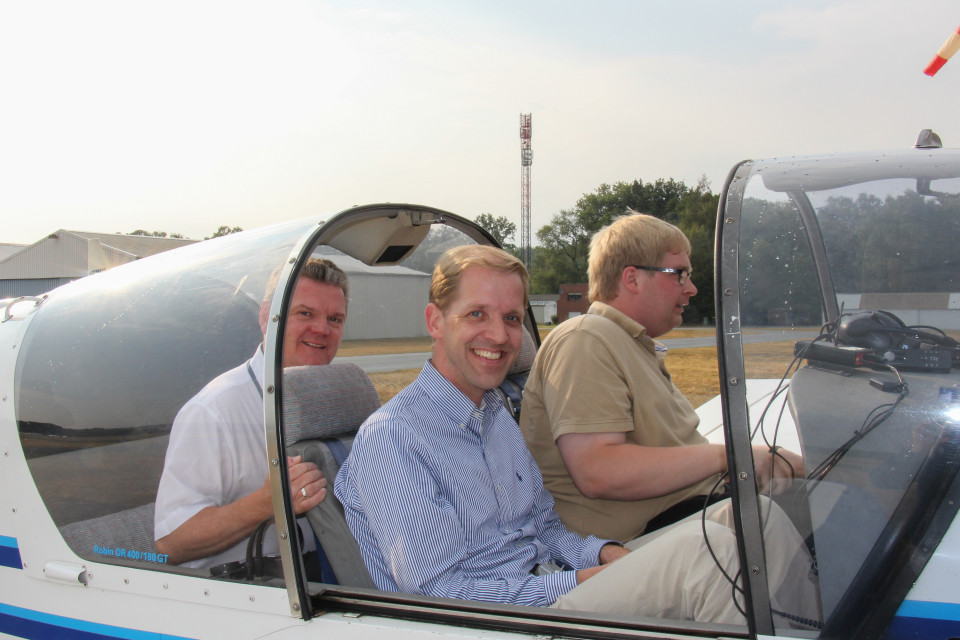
[2,1,959,245]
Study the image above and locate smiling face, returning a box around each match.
[261,276,347,367]
[426,266,524,406]
[630,251,697,339]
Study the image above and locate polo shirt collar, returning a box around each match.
[587,301,661,355]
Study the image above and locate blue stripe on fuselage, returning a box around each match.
[0,602,194,639]
[0,535,22,569]
[888,601,960,640]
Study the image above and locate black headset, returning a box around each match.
[837,310,959,351]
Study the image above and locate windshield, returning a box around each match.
[15,218,314,557]
[720,148,960,637]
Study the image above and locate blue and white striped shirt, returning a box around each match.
[335,361,609,607]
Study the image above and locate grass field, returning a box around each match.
[348,325,735,406]
[347,324,868,406]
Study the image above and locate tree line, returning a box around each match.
[476,177,719,323]
[124,225,244,240]
[123,177,723,323]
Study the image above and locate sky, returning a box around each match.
[2,0,959,246]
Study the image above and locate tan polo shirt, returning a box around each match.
[520,302,719,542]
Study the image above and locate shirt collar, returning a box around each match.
[249,345,266,388]
[416,360,506,435]
[587,301,662,355]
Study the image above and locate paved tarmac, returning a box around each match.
[338,351,430,373]
[656,329,819,350]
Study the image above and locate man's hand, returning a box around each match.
[753,445,803,495]
[287,455,326,514]
[575,543,630,584]
[156,456,328,565]
[599,542,629,565]
[575,564,609,584]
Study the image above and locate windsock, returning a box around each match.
[924,25,960,76]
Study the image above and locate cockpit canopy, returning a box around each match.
[716,141,960,638]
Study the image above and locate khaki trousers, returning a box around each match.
[552,498,820,626]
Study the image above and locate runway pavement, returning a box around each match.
[338,351,430,373]
[655,329,819,350]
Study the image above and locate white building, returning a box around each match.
[319,249,431,340]
[0,232,432,340]
[528,293,559,325]
[0,231,196,298]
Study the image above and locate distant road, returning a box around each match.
[338,352,430,373]
[657,329,820,350]
[340,330,819,373]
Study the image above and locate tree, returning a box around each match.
[207,225,244,239]
[530,245,581,295]
[737,198,820,326]
[475,214,517,249]
[530,177,720,324]
[534,207,593,290]
[402,225,475,274]
[670,178,719,322]
[532,179,695,294]
[128,229,184,238]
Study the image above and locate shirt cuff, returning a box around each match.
[581,535,615,568]
[541,570,579,605]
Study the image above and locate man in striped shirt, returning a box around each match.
[335,244,747,623]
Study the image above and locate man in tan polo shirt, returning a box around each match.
[520,212,820,626]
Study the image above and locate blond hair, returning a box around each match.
[430,245,529,311]
[588,210,691,303]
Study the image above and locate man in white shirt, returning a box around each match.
[155,258,348,569]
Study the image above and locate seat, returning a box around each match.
[283,362,380,588]
[59,502,157,561]
[497,324,537,421]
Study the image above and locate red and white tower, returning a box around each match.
[519,113,533,269]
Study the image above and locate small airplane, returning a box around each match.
[2,130,959,640]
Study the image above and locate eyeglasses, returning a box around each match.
[629,265,692,286]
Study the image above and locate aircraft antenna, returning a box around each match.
[519,113,533,269]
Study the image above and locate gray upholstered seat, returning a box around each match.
[59,502,157,561]
[283,362,380,588]
[56,362,380,586]
[497,325,537,421]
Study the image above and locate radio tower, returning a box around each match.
[519,113,533,270]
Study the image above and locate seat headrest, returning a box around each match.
[283,363,380,445]
[509,325,537,375]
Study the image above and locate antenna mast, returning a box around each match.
[519,113,532,269]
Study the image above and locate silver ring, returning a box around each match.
[300,487,308,498]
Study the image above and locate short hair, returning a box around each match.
[430,245,529,312]
[263,257,349,311]
[588,210,691,303]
